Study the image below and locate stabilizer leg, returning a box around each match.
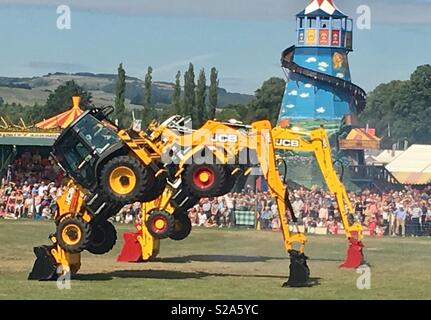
[28,244,81,281]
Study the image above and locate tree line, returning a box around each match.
[114,63,219,128]
[1,63,430,149]
[359,64,431,148]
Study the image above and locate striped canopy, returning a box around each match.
[36,96,83,130]
[386,145,431,185]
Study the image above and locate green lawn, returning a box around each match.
[0,220,430,300]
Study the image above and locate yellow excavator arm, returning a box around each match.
[252,121,307,253]
[271,126,363,240]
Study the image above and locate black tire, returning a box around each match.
[181,195,199,211]
[219,167,238,195]
[86,221,117,255]
[56,216,92,253]
[169,211,192,241]
[183,164,227,198]
[139,174,166,202]
[100,155,155,205]
[146,211,175,239]
[171,188,199,210]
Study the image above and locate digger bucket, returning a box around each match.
[117,232,143,262]
[283,250,310,287]
[339,238,364,269]
[28,246,58,281]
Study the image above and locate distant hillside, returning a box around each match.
[0,72,253,108]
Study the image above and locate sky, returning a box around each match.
[0,0,430,94]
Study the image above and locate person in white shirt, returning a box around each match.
[292,196,304,218]
[410,203,422,237]
[38,181,49,197]
[198,209,207,226]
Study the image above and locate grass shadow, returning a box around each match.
[74,269,317,283]
[156,254,285,263]
[282,277,322,288]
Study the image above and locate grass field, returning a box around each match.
[0,220,430,300]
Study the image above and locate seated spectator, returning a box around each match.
[188,208,198,226]
[204,216,217,228]
[197,208,207,227]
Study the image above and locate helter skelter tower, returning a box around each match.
[278,0,366,133]
[277,0,368,187]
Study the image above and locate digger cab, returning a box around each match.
[52,107,127,192]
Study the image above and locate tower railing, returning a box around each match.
[349,165,401,188]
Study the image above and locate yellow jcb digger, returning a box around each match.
[117,117,365,273]
[29,108,364,287]
[271,126,364,268]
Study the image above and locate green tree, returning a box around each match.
[144,66,153,119]
[38,80,92,121]
[173,71,182,114]
[247,77,286,126]
[115,63,126,126]
[405,65,431,144]
[183,63,195,118]
[359,64,431,147]
[208,67,219,119]
[195,68,207,126]
[216,104,247,121]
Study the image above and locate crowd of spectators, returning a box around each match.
[2,152,431,237]
[0,152,64,219]
[187,185,431,237]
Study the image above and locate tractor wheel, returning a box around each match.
[139,174,167,203]
[218,167,238,196]
[146,211,175,239]
[56,216,92,254]
[181,195,199,211]
[169,211,192,241]
[171,188,199,210]
[183,164,226,198]
[100,155,155,205]
[86,221,117,255]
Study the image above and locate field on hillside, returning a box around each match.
[0,86,139,110]
[0,220,430,300]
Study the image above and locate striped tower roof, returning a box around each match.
[36,96,84,130]
[305,0,337,15]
